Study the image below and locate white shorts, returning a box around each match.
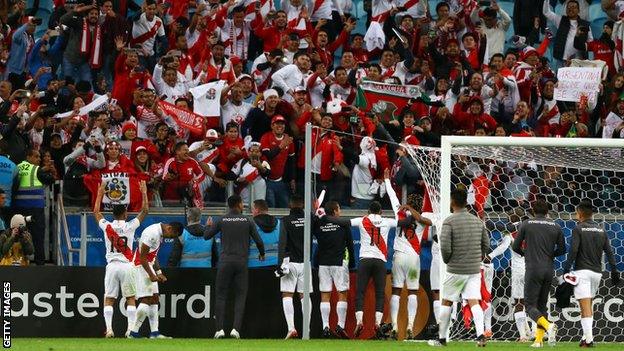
[135,264,159,299]
[573,269,603,299]
[280,262,313,293]
[430,252,441,291]
[511,268,525,300]
[104,261,135,298]
[392,252,420,290]
[318,264,349,292]
[441,272,481,302]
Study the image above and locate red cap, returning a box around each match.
[271,115,286,124]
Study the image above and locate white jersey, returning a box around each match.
[489,233,525,272]
[133,223,163,266]
[393,212,434,256]
[189,141,219,165]
[99,218,140,264]
[132,13,165,57]
[221,100,252,130]
[350,214,397,262]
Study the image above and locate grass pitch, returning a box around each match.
[8,339,624,351]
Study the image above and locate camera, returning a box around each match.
[349,116,359,124]
[10,214,32,235]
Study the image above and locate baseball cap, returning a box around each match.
[135,146,147,154]
[205,129,219,140]
[271,115,286,124]
[294,86,306,93]
[238,74,253,82]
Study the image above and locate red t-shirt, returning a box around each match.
[260,132,295,181]
[162,158,203,200]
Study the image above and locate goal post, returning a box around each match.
[411,135,624,341]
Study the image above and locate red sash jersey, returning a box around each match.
[260,132,295,180]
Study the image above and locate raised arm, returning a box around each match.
[136,180,149,223]
[542,0,561,29]
[94,182,106,223]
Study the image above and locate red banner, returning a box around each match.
[158,101,218,136]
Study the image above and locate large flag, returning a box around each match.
[84,172,142,212]
[355,81,428,123]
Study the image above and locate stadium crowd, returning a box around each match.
[1,0,624,263]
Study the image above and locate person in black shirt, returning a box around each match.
[313,200,354,339]
[513,199,566,347]
[204,195,265,339]
[277,194,311,339]
[563,201,620,347]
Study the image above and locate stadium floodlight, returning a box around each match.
[406,135,624,341]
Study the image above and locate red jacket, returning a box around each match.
[452,101,497,135]
[111,53,150,113]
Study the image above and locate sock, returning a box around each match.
[355,311,363,325]
[537,316,551,331]
[148,305,159,332]
[514,311,527,338]
[103,306,113,331]
[407,295,418,330]
[581,317,593,343]
[471,304,485,338]
[282,297,295,331]
[337,301,348,328]
[484,305,492,331]
[126,305,137,332]
[375,311,383,326]
[433,300,441,324]
[301,297,312,329]
[438,305,452,340]
[320,302,330,329]
[535,327,546,343]
[132,303,150,333]
[390,295,400,330]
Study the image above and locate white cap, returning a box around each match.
[263,89,278,99]
[10,214,31,229]
[205,129,218,139]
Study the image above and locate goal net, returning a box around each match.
[405,137,624,342]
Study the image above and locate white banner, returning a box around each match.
[554,67,601,105]
[55,95,110,119]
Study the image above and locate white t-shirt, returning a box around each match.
[189,141,219,165]
[350,214,397,262]
[99,218,140,264]
[221,100,252,130]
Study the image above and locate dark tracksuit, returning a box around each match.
[278,208,308,266]
[204,211,265,331]
[563,221,617,277]
[513,216,566,322]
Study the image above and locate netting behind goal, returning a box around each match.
[406,142,624,342]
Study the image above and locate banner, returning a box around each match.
[355,81,423,122]
[158,100,207,136]
[55,95,110,119]
[554,67,601,105]
[83,172,142,212]
[189,81,226,120]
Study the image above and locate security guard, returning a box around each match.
[168,208,216,267]
[250,199,280,267]
[13,148,54,265]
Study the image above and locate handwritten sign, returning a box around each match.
[554,67,601,105]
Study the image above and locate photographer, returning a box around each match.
[0,215,35,266]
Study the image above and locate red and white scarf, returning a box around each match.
[80,18,103,69]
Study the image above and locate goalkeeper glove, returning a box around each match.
[611,271,621,287]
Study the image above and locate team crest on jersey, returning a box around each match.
[207,88,217,100]
[104,177,129,202]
